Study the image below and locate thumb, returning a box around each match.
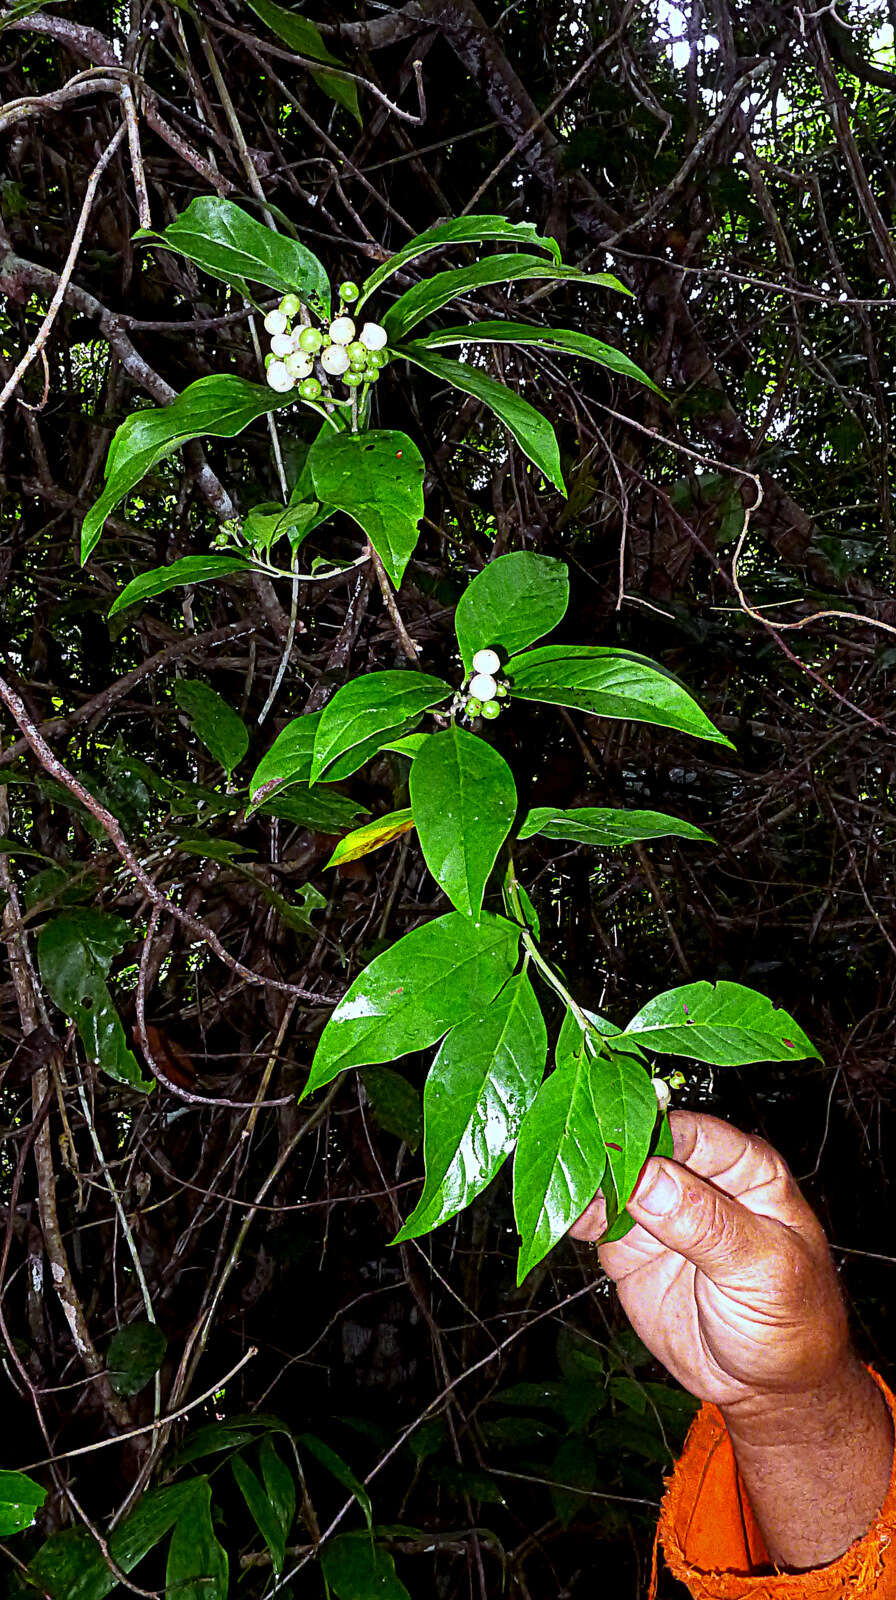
[627,1157,773,1282]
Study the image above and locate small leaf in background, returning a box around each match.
[382,255,629,341]
[174,679,249,778]
[302,911,520,1097]
[325,808,415,868]
[308,430,425,588]
[361,1065,423,1150]
[0,1470,46,1536]
[359,214,562,307]
[415,319,660,393]
[259,786,369,832]
[259,1437,296,1559]
[37,911,152,1092]
[243,494,323,561]
[381,732,431,759]
[409,726,517,918]
[135,196,331,310]
[108,553,253,619]
[232,1452,287,1574]
[82,374,295,561]
[507,645,732,745]
[105,1321,167,1397]
[454,551,569,673]
[245,0,361,121]
[299,1433,373,1533]
[395,973,547,1240]
[165,1478,228,1600]
[310,671,452,784]
[173,1414,290,1468]
[321,1534,411,1600]
[513,1020,607,1284]
[619,980,820,1065]
[248,710,322,809]
[518,807,711,847]
[401,344,565,496]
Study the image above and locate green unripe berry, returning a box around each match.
[465,697,482,718]
[343,370,365,388]
[279,293,301,318]
[365,348,388,369]
[495,683,510,699]
[347,341,368,369]
[339,280,360,303]
[298,326,324,353]
[480,699,501,720]
[298,376,323,400]
[364,365,380,384]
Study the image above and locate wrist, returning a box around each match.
[721,1350,883,1449]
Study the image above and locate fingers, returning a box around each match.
[568,1190,607,1242]
[626,1154,778,1282]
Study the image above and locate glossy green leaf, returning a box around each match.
[308,429,425,587]
[325,808,415,867]
[409,725,517,917]
[619,981,820,1065]
[83,375,293,561]
[507,645,731,745]
[243,493,323,561]
[311,671,451,784]
[0,1470,46,1536]
[174,679,249,778]
[245,0,361,120]
[382,255,629,341]
[135,196,330,310]
[600,1110,674,1244]
[414,319,660,392]
[518,807,712,847]
[27,1482,199,1600]
[513,1022,607,1284]
[108,553,254,618]
[361,1065,423,1150]
[232,1453,286,1574]
[105,1321,167,1397]
[588,1038,657,1212]
[302,910,520,1098]
[322,1534,411,1600]
[454,551,569,672]
[381,732,431,760]
[395,973,546,1240]
[37,911,152,1091]
[259,1437,296,1560]
[358,215,561,309]
[249,710,321,810]
[165,1478,228,1600]
[401,344,565,495]
[259,786,369,832]
[173,1413,291,1467]
[299,1433,373,1533]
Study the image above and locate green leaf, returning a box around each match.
[249,710,322,809]
[259,1437,296,1563]
[401,344,565,495]
[37,911,152,1091]
[359,215,562,309]
[108,553,254,618]
[105,1321,167,1397]
[325,808,415,867]
[232,1453,287,1574]
[518,807,712,847]
[413,320,660,393]
[135,195,330,310]
[600,1110,674,1244]
[382,255,629,341]
[619,981,820,1065]
[381,732,431,759]
[589,1044,657,1212]
[322,1534,411,1600]
[83,375,294,561]
[260,786,369,832]
[308,430,425,587]
[27,1483,199,1600]
[409,725,517,917]
[244,0,361,120]
[0,1470,46,1536]
[394,973,546,1240]
[0,836,53,862]
[302,910,520,1097]
[173,1414,291,1468]
[507,646,731,745]
[299,1433,373,1533]
[243,492,323,560]
[454,551,569,672]
[513,1021,607,1284]
[165,1478,228,1600]
[174,679,249,778]
[361,1066,423,1150]
[311,672,452,784]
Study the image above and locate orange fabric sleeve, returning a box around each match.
[651,1368,896,1599]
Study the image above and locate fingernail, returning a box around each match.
[633,1164,679,1216]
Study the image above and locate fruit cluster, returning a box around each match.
[264,282,388,400]
[463,649,510,721]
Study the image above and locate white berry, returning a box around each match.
[652,1077,671,1111]
[468,672,497,701]
[266,361,294,392]
[359,321,387,351]
[320,343,350,375]
[270,332,294,357]
[264,309,288,336]
[329,316,356,345]
[285,350,314,378]
[472,648,501,675]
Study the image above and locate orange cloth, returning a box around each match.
[652,1369,896,1598]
